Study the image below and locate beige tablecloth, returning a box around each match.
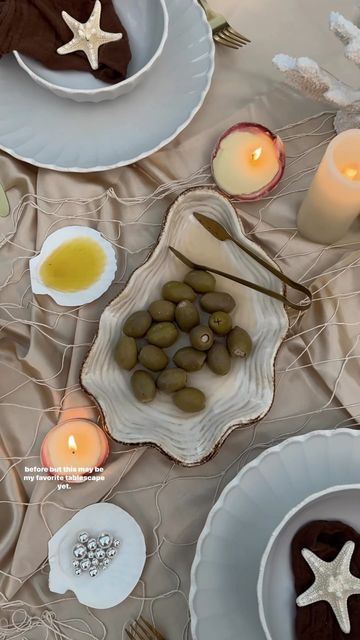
[0,0,360,638]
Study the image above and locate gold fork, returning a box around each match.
[125,616,166,640]
[198,0,251,49]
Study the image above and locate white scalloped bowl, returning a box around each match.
[14,0,168,102]
[189,429,360,640]
[258,484,360,640]
[81,188,289,465]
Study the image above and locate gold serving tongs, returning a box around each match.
[169,213,312,312]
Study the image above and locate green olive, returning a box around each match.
[200,292,236,314]
[209,311,233,336]
[139,345,168,371]
[227,326,252,358]
[123,310,152,338]
[131,370,156,403]
[190,325,214,351]
[115,335,138,370]
[157,368,187,394]
[146,322,178,348]
[184,270,216,293]
[173,347,206,372]
[173,387,206,413]
[175,300,200,332]
[207,343,231,376]
[149,300,175,322]
[162,281,196,303]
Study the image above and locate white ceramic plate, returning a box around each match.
[0,0,214,171]
[15,0,169,102]
[258,484,360,640]
[49,503,146,609]
[81,188,288,466]
[190,429,360,639]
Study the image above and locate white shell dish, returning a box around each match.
[0,0,214,171]
[258,484,360,640]
[48,503,146,609]
[81,188,289,466]
[190,429,360,640]
[29,226,117,307]
[14,0,169,102]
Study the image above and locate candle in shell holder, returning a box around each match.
[298,129,360,244]
[41,418,109,483]
[212,122,286,201]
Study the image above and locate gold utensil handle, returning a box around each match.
[230,236,312,310]
[190,261,310,311]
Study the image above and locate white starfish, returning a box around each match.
[297,541,360,634]
[57,0,123,71]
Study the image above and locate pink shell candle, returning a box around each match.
[212,123,285,201]
[40,418,109,483]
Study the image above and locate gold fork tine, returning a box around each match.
[227,25,251,43]
[221,28,246,46]
[223,26,248,44]
[214,33,239,49]
[216,32,242,49]
[130,623,148,640]
[135,619,155,640]
[125,629,136,640]
[139,617,166,640]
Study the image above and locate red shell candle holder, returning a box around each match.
[211,122,286,201]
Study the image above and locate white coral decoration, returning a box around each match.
[273,12,360,132]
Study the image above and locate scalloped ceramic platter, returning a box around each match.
[48,503,146,609]
[29,226,117,306]
[81,188,289,465]
[0,0,214,171]
[190,429,360,640]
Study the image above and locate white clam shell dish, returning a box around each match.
[48,503,146,609]
[29,226,117,307]
[81,188,289,465]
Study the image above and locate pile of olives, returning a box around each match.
[115,270,252,413]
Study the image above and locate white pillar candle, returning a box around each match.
[298,129,360,243]
[212,123,285,201]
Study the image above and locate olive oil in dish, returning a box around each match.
[40,237,106,292]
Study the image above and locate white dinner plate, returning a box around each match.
[0,0,214,172]
[190,429,360,639]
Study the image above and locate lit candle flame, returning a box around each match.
[342,164,359,181]
[251,147,263,162]
[68,435,77,454]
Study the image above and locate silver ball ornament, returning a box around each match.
[89,567,98,578]
[80,558,91,571]
[107,547,117,558]
[113,539,121,548]
[74,568,82,576]
[98,533,112,549]
[95,547,106,561]
[73,543,87,560]
[72,559,80,568]
[87,538,97,552]
[91,558,99,567]
[78,531,89,544]
[87,550,95,559]
[102,558,110,568]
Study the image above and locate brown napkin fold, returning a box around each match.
[292,520,360,640]
[0,0,131,84]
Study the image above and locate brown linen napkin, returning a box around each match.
[0,0,131,84]
[292,520,360,640]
